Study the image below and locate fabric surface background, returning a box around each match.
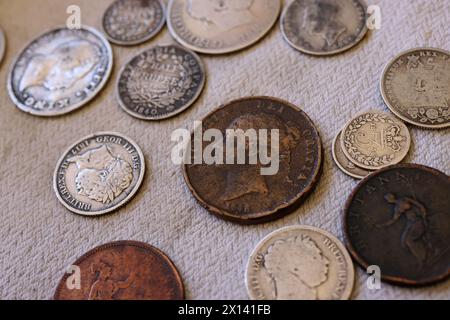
[0,0,449,300]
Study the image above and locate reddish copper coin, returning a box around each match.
[54,241,184,300]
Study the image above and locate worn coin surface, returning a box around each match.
[381,48,450,129]
[53,132,145,216]
[54,241,185,300]
[117,44,205,120]
[0,27,5,65]
[102,0,166,46]
[167,0,281,54]
[8,26,113,116]
[281,0,368,56]
[246,226,355,300]
[183,97,322,224]
[344,164,450,286]
[340,111,411,171]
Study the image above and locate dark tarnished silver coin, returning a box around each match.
[381,48,450,129]
[102,0,166,46]
[344,164,450,286]
[7,26,113,116]
[54,132,145,216]
[281,0,368,56]
[0,27,5,65]
[117,44,205,120]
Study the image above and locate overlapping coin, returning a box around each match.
[246,226,355,300]
[0,26,5,64]
[54,241,184,300]
[167,0,281,54]
[53,132,145,216]
[381,47,450,129]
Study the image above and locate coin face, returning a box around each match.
[53,132,145,216]
[54,241,184,300]
[183,97,323,224]
[344,164,450,286]
[281,0,368,56]
[246,226,355,300]
[8,26,113,116]
[340,111,411,171]
[381,48,450,129]
[117,45,205,120]
[0,27,5,64]
[102,0,166,46]
[167,0,281,54]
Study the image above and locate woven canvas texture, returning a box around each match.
[0,0,449,300]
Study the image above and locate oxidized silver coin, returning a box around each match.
[117,44,205,120]
[8,26,113,116]
[246,226,355,300]
[281,0,368,56]
[0,27,5,65]
[54,132,145,216]
[381,48,450,129]
[167,0,281,54]
[103,0,166,46]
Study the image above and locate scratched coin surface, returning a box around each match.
[344,164,450,286]
[183,97,323,224]
[281,0,368,56]
[167,0,281,54]
[246,226,355,300]
[102,0,166,46]
[340,111,411,171]
[53,132,145,216]
[8,26,112,116]
[381,48,450,129]
[117,45,205,120]
[0,27,5,64]
[54,241,184,300]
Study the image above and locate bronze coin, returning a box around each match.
[344,164,450,286]
[183,96,323,224]
[54,241,184,300]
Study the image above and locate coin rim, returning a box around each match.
[0,26,5,65]
[245,225,355,300]
[343,163,450,286]
[53,240,185,300]
[380,47,450,129]
[166,0,282,55]
[53,131,146,216]
[7,25,113,117]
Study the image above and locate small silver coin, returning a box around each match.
[102,0,166,46]
[381,47,450,129]
[53,132,145,216]
[281,0,368,56]
[0,27,5,65]
[167,0,281,54]
[8,26,113,117]
[117,44,205,120]
[246,226,355,300]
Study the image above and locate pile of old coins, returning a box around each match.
[0,0,448,300]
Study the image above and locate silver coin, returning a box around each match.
[167,0,281,54]
[8,26,113,117]
[381,47,450,129]
[117,44,205,120]
[281,0,368,56]
[0,27,5,65]
[53,132,145,216]
[246,226,355,300]
[102,0,166,46]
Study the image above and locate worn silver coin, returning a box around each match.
[0,27,5,65]
[8,26,113,116]
[381,47,450,129]
[102,0,166,46]
[53,132,145,216]
[246,226,355,300]
[281,0,368,56]
[167,0,281,54]
[117,44,205,120]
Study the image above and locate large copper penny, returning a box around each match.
[54,241,184,300]
[344,164,450,286]
[183,96,323,224]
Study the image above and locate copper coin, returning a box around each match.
[183,96,323,224]
[344,164,450,286]
[54,241,184,300]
